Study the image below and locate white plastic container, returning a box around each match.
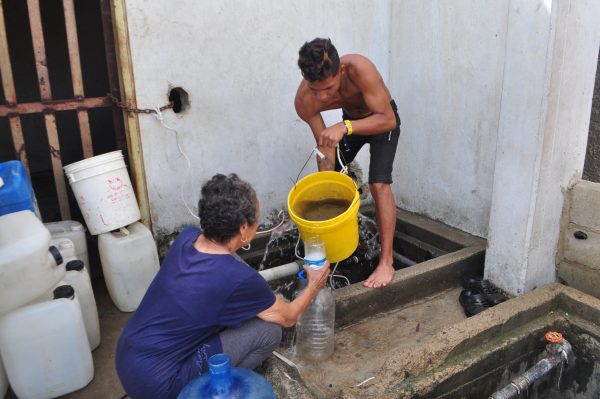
[0,285,93,399]
[295,286,335,361]
[52,237,77,259]
[0,210,66,316]
[303,236,327,270]
[63,151,141,235]
[0,355,8,399]
[98,222,160,312]
[45,220,90,273]
[64,259,101,350]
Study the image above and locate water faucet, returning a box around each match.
[489,332,572,399]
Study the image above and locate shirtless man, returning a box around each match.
[294,38,401,289]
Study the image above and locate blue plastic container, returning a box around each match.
[0,160,35,217]
[178,354,276,399]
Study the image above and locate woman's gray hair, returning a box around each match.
[197,173,257,243]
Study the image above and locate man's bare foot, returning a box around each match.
[363,263,395,288]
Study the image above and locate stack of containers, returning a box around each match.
[48,238,101,350]
[0,210,93,397]
[64,150,160,312]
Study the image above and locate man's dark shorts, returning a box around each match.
[335,100,401,184]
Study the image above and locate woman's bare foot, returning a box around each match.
[363,263,395,288]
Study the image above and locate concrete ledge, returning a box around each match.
[334,245,485,328]
[557,260,600,299]
[571,180,600,230]
[564,225,600,269]
[341,284,600,398]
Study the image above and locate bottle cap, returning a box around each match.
[53,285,75,300]
[65,259,84,271]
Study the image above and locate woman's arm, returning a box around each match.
[257,263,330,328]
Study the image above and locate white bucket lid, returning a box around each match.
[63,151,127,184]
[64,151,123,174]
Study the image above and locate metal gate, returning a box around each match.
[0,0,125,220]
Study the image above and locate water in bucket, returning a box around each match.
[295,198,351,221]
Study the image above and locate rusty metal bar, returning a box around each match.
[26,0,52,100]
[62,0,93,158]
[8,116,28,166]
[63,0,94,159]
[0,96,112,117]
[0,0,29,169]
[111,0,152,230]
[99,0,126,151]
[44,111,71,219]
[27,0,71,219]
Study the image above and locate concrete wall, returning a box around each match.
[125,0,392,231]
[583,52,600,183]
[389,1,508,236]
[558,180,600,299]
[485,0,600,295]
[125,0,510,236]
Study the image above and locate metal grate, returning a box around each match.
[0,0,125,220]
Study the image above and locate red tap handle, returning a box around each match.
[545,331,563,343]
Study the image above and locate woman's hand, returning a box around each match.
[304,260,331,289]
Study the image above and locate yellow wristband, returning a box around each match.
[344,119,353,136]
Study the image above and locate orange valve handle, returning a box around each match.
[545,331,563,343]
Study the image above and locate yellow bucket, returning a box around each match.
[287,171,360,262]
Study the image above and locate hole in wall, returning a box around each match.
[168,87,189,114]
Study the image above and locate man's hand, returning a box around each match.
[318,122,347,148]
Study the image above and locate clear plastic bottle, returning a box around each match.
[177,353,275,399]
[303,236,326,270]
[295,272,335,361]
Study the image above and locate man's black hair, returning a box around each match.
[298,38,340,82]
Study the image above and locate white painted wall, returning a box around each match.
[486,0,600,295]
[125,0,392,231]
[389,1,508,236]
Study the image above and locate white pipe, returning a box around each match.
[259,261,301,282]
[393,251,417,266]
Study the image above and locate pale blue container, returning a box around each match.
[178,354,276,399]
[0,160,35,217]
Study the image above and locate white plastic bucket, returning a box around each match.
[63,151,141,235]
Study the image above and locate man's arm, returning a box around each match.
[294,92,336,171]
[318,56,397,148]
[257,263,330,328]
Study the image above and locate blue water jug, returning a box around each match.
[178,354,276,399]
[0,160,35,217]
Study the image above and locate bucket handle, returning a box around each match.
[112,226,130,237]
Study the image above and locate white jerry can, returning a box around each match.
[0,210,65,316]
[45,220,90,274]
[64,259,101,350]
[98,222,160,312]
[0,285,93,399]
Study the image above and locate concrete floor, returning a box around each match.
[286,286,466,398]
